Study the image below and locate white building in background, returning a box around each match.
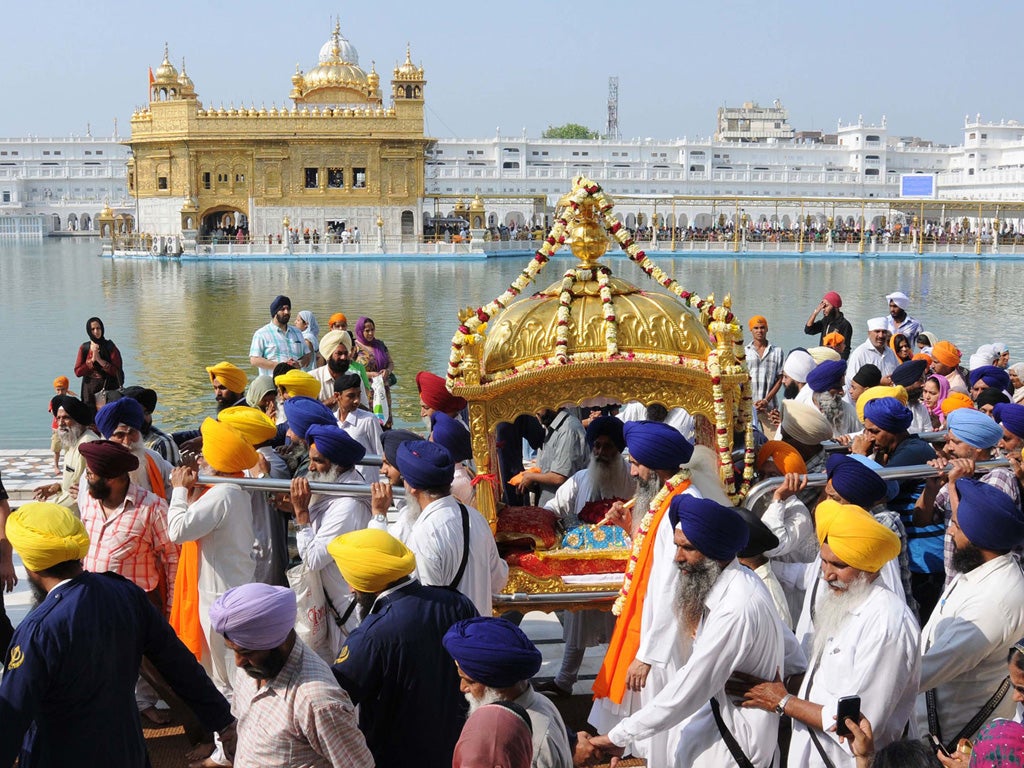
[0,135,133,234]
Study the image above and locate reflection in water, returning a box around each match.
[2,239,1022,448]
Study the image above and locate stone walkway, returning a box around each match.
[1,448,61,502]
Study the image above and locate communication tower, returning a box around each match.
[606,76,619,140]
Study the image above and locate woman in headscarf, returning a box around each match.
[453,701,533,768]
[354,316,395,427]
[294,310,321,371]
[922,374,951,429]
[890,333,914,363]
[73,316,124,407]
[1009,363,1024,404]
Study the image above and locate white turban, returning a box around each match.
[783,350,817,384]
[807,346,841,364]
[885,291,910,310]
[867,317,888,332]
[781,400,834,446]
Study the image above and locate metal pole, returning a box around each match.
[196,473,404,498]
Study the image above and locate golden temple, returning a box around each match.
[127,21,429,241]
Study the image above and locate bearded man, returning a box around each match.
[121,386,180,465]
[803,359,860,437]
[917,478,1024,748]
[313,329,369,409]
[249,295,310,374]
[444,617,573,768]
[891,358,932,433]
[329,529,477,768]
[732,500,918,767]
[289,424,371,649]
[846,317,899,390]
[805,290,854,359]
[205,362,248,412]
[33,394,97,514]
[95,397,173,500]
[930,340,970,395]
[780,349,817,403]
[583,495,785,767]
[536,416,636,698]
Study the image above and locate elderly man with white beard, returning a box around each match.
[95,397,173,500]
[729,499,919,768]
[444,617,573,768]
[33,394,98,514]
[582,495,785,768]
[535,416,636,699]
[289,424,372,650]
[804,360,861,438]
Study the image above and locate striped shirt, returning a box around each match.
[745,341,784,409]
[80,482,179,609]
[232,639,373,768]
[249,322,306,366]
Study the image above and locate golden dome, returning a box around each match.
[177,58,195,94]
[480,275,711,379]
[394,45,420,78]
[296,20,369,96]
[154,45,178,83]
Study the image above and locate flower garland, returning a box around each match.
[596,265,618,356]
[612,469,690,616]
[555,268,576,364]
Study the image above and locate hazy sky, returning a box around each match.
[3,0,1020,145]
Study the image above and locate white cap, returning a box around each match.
[886,291,909,309]
[867,317,888,332]
[783,350,817,383]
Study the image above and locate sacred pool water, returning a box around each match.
[2,238,1020,448]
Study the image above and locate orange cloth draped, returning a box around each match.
[591,479,690,705]
[145,454,166,500]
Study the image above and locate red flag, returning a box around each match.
[148,67,155,86]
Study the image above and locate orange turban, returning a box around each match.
[930,341,962,368]
[748,315,768,331]
[328,312,348,326]
[941,392,975,417]
[822,332,846,349]
[756,441,807,474]
[201,417,258,474]
[856,385,909,424]
[912,353,932,364]
[206,362,248,395]
[53,376,70,388]
[274,369,321,399]
[815,500,900,573]
[218,406,278,446]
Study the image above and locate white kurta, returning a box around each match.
[915,554,1024,739]
[790,582,921,767]
[338,408,384,461]
[405,495,508,616]
[607,561,785,768]
[168,483,256,694]
[544,460,636,523]
[845,342,899,391]
[515,687,574,768]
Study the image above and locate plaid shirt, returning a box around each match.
[745,341,784,409]
[232,639,373,768]
[80,482,179,609]
[939,467,1021,585]
[249,321,306,365]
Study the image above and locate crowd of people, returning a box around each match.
[1,286,1024,767]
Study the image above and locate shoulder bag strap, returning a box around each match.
[926,688,942,743]
[939,676,1011,753]
[448,503,471,590]
[807,728,838,768]
[708,696,756,768]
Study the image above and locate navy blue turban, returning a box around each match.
[50,394,93,427]
[969,365,1011,392]
[847,454,899,503]
[891,359,928,388]
[994,402,1024,440]
[283,396,336,442]
[95,397,145,438]
[623,420,693,470]
[826,454,889,509]
[668,494,749,561]
[586,416,625,452]
[955,477,1024,551]
[947,408,1004,450]
[733,506,780,558]
[442,617,542,688]
[806,360,847,393]
[382,429,421,469]
[270,295,291,316]
[306,424,366,468]
[430,412,473,462]
[863,397,913,433]
[397,440,455,489]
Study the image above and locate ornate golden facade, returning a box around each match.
[127,24,430,238]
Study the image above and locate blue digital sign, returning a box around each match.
[900,174,936,198]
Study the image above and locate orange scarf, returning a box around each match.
[592,480,689,704]
[144,453,166,500]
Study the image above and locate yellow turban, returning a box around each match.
[815,500,900,573]
[318,329,352,360]
[327,528,416,593]
[274,369,321,399]
[6,502,90,572]
[855,385,909,424]
[206,362,248,395]
[201,417,259,474]
[218,406,278,446]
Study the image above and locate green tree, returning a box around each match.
[542,123,599,140]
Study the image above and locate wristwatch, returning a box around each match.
[374,513,388,524]
[774,694,793,715]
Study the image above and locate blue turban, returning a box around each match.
[969,365,1011,392]
[283,396,336,442]
[846,454,899,502]
[806,360,847,393]
[623,420,693,470]
[955,477,1024,551]
[586,415,626,452]
[397,440,455,489]
[430,412,473,462]
[382,429,421,468]
[95,397,145,438]
[863,397,913,433]
[826,454,889,509]
[270,294,291,316]
[891,359,928,388]
[442,617,542,688]
[994,402,1024,440]
[306,424,366,468]
[667,494,749,561]
[210,583,296,651]
[947,408,1004,450]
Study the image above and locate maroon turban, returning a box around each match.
[79,439,140,478]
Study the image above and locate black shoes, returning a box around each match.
[533,680,573,698]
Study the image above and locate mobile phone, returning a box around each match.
[834,696,861,738]
[927,733,951,757]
